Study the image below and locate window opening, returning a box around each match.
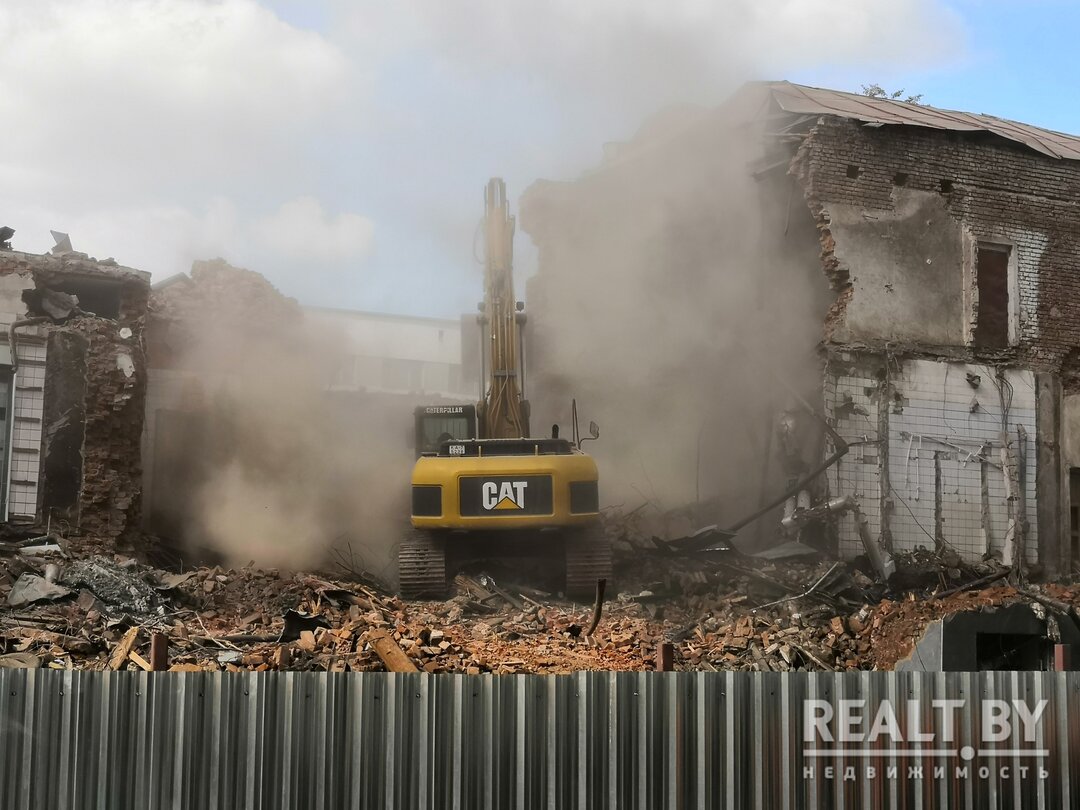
[973,243,1010,348]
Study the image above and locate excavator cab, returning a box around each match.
[414,405,477,458]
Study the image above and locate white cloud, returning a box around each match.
[0,194,372,281]
[0,0,965,311]
[0,0,377,296]
[0,0,353,201]
[338,0,964,116]
[251,197,374,262]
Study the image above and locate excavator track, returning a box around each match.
[398,530,448,599]
[564,531,612,599]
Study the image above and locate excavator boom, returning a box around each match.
[479,178,529,439]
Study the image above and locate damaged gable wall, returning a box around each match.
[522,90,1080,574]
[0,250,149,551]
[521,106,835,536]
[792,117,1078,362]
[791,116,1080,573]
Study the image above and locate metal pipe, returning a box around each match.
[724,364,850,534]
[583,578,606,636]
[755,561,843,609]
[727,430,849,533]
[477,314,486,405]
[516,312,527,400]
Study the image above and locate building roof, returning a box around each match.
[763,81,1080,162]
[304,305,462,328]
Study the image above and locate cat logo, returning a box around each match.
[482,480,528,511]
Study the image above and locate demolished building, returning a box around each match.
[141,259,471,573]
[0,244,149,548]
[522,81,1080,577]
[8,84,1080,687]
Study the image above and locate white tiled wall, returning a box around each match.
[9,341,46,519]
[828,358,1038,564]
[825,365,883,554]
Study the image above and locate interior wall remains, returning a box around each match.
[826,355,1037,565]
[0,251,149,548]
[792,116,1080,573]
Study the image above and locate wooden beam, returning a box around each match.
[108,627,141,671]
[368,630,418,673]
[150,633,169,671]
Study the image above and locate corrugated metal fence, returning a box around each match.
[1,670,1078,809]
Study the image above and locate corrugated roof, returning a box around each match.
[767,81,1080,161]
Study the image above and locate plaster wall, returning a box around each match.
[825,189,965,347]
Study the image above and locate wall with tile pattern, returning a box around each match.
[827,355,1037,564]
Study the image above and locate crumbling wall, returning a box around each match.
[74,317,146,547]
[792,117,1080,367]
[40,331,88,523]
[0,250,150,547]
[792,118,1078,569]
[813,189,965,346]
[521,107,833,533]
[514,102,1080,565]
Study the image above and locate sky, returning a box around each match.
[1,0,1078,318]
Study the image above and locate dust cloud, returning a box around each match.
[148,260,411,579]
[140,0,960,565]
[520,97,835,541]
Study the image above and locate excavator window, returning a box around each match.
[414,404,477,456]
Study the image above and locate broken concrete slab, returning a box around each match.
[7,573,72,608]
[752,541,822,561]
[217,650,244,666]
[59,556,161,614]
[894,602,1078,672]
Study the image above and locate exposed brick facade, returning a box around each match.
[785,114,1080,572]
[0,250,150,550]
[792,117,1080,375]
[509,85,1080,574]
[75,315,147,547]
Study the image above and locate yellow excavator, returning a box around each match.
[399,178,610,598]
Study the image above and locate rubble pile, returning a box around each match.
[0,549,672,673]
[151,258,302,330]
[0,524,1063,675]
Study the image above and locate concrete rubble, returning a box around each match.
[0,516,1069,674]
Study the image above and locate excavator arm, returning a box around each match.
[478,178,529,440]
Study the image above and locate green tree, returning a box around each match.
[860,83,924,105]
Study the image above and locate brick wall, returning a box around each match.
[74,316,147,548]
[793,117,1080,372]
[795,119,1062,565]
